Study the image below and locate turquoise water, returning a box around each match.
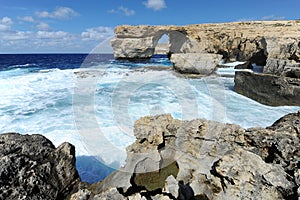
[0,54,298,183]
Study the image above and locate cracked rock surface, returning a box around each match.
[0,133,81,200]
[72,111,300,199]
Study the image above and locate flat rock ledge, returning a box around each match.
[1,111,300,199]
[72,111,300,200]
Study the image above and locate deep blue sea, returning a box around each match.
[0,54,299,183]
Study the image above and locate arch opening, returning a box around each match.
[154,34,170,56]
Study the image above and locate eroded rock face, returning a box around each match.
[111,21,300,62]
[0,133,80,200]
[73,112,300,199]
[234,71,300,106]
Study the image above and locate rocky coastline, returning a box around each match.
[1,20,300,200]
[1,111,299,199]
[110,20,300,106]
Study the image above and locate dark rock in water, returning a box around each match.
[71,112,300,199]
[0,133,81,200]
[234,71,300,106]
[264,58,300,76]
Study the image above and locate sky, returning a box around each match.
[0,0,299,53]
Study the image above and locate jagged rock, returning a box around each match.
[3,111,300,200]
[81,112,300,199]
[0,133,80,200]
[211,148,293,199]
[234,70,300,106]
[163,175,179,198]
[264,58,300,76]
[70,189,91,200]
[93,188,125,200]
[170,53,222,74]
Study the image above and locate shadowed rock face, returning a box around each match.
[72,112,300,200]
[0,133,81,200]
[234,71,300,106]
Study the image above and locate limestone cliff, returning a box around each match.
[111,21,300,105]
[111,21,300,67]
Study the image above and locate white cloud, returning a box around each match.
[108,6,135,16]
[36,30,69,39]
[37,22,50,30]
[81,26,114,41]
[119,6,135,16]
[0,21,114,53]
[0,31,31,40]
[261,15,285,21]
[143,0,166,11]
[18,16,35,23]
[35,7,79,20]
[0,17,13,31]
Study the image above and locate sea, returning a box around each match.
[0,53,299,183]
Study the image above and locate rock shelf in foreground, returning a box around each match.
[1,111,300,199]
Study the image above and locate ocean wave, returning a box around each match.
[8,63,37,69]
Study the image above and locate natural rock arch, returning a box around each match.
[152,30,191,56]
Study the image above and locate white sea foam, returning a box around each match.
[0,63,299,183]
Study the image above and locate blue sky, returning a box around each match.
[0,0,299,53]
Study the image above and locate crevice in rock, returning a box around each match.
[140,189,177,200]
[289,53,299,63]
[117,174,146,197]
[210,160,235,192]
[278,185,299,200]
[139,138,147,144]
[178,180,195,200]
[265,143,282,163]
[249,49,268,67]
[194,193,210,200]
[194,137,215,142]
[217,49,228,60]
[157,132,166,150]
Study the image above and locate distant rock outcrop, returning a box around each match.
[111,21,300,105]
[72,111,300,199]
[0,133,81,200]
[111,21,300,71]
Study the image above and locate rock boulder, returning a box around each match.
[72,112,300,199]
[170,53,222,74]
[0,133,81,200]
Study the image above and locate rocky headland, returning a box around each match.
[1,111,300,199]
[111,20,300,106]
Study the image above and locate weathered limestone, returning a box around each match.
[111,21,300,62]
[0,133,81,200]
[2,111,300,199]
[72,111,300,199]
[170,53,223,74]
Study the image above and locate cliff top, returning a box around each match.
[114,20,300,38]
